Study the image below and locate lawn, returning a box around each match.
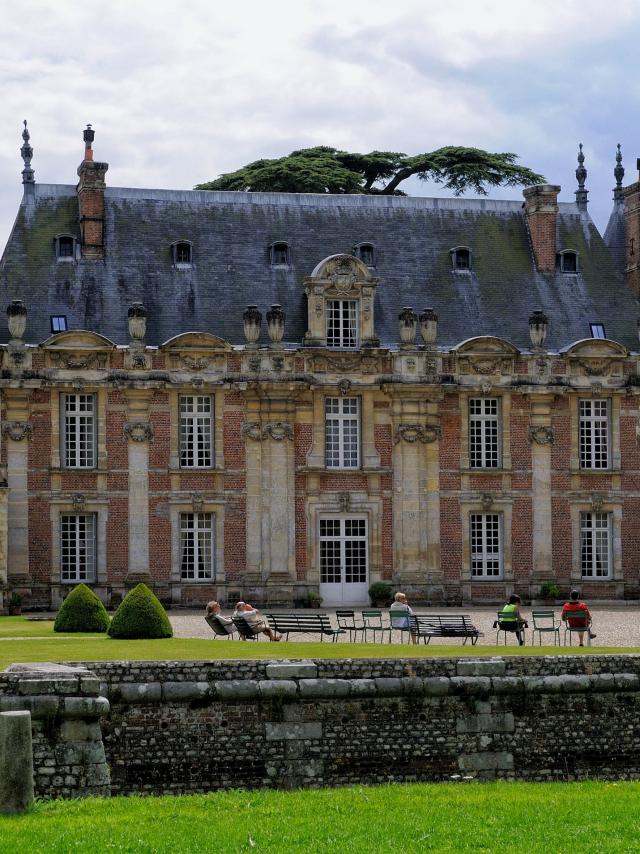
[0,617,635,670]
[0,781,639,853]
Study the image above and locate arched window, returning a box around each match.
[270,242,290,266]
[172,241,193,266]
[354,243,375,267]
[55,235,76,261]
[558,250,578,273]
[451,247,471,271]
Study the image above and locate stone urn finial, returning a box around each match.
[419,308,438,347]
[243,305,262,348]
[128,303,147,342]
[398,307,417,348]
[528,309,548,349]
[266,304,285,348]
[7,300,27,341]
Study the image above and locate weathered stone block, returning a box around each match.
[374,677,403,696]
[215,680,260,700]
[62,697,110,718]
[265,722,322,741]
[259,680,298,699]
[118,682,162,703]
[348,679,377,697]
[456,713,515,734]
[265,663,318,679]
[457,660,506,677]
[298,679,350,699]
[458,752,514,771]
[423,677,450,696]
[162,682,210,702]
[0,711,33,813]
[60,720,103,743]
[449,676,492,695]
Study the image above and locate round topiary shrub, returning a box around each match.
[107,583,173,639]
[53,583,110,633]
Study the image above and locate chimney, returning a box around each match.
[76,125,108,260]
[622,160,640,298]
[523,184,560,274]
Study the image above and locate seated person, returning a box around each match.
[232,601,281,641]
[561,590,596,646]
[205,600,235,635]
[497,594,527,646]
[389,591,417,644]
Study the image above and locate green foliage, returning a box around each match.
[302,590,322,607]
[8,592,22,607]
[368,581,393,605]
[1,782,639,853]
[539,581,561,599]
[196,146,544,196]
[53,584,110,633]
[107,583,173,639]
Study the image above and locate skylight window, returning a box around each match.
[590,323,605,339]
[51,315,68,333]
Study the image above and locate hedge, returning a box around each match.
[108,583,173,639]
[53,584,110,633]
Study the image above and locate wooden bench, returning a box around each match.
[409,614,483,645]
[266,613,346,642]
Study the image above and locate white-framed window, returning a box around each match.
[62,393,96,469]
[579,399,609,469]
[50,315,67,333]
[580,511,611,578]
[179,395,213,468]
[326,299,358,348]
[590,323,606,339]
[319,517,368,584]
[470,513,502,578]
[325,397,360,469]
[180,512,215,580]
[55,235,76,262]
[61,513,97,582]
[469,398,500,468]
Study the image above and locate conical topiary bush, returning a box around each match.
[107,583,173,639]
[53,583,110,633]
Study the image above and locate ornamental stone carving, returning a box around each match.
[309,354,379,375]
[1,420,32,441]
[528,425,554,445]
[191,492,204,512]
[591,493,605,512]
[337,379,351,396]
[394,423,442,444]
[178,354,210,371]
[72,493,86,510]
[123,421,154,442]
[338,492,352,512]
[241,421,293,441]
[49,351,107,370]
[577,358,612,377]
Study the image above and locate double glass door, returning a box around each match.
[319,516,368,606]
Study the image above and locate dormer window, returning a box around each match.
[270,242,290,266]
[50,315,68,333]
[172,241,193,266]
[559,251,578,273]
[55,235,76,262]
[354,243,375,267]
[590,323,606,339]
[451,247,471,271]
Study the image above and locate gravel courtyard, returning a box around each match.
[170,605,640,647]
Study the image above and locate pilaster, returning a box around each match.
[2,391,32,583]
[528,393,555,580]
[123,389,153,582]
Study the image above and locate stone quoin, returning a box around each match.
[1,128,640,608]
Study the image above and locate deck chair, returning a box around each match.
[205,614,236,639]
[563,613,592,646]
[495,610,527,646]
[530,610,560,646]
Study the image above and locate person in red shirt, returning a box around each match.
[561,590,597,646]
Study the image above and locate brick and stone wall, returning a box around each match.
[4,657,640,799]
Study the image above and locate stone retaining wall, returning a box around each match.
[3,656,640,797]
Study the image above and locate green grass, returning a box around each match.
[1,781,639,852]
[0,617,104,638]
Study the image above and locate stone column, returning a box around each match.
[391,393,442,592]
[2,390,32,583]
[123,390,153,583]
[243,392,296,587]
[0,710,33,813]
[529,393,554,580]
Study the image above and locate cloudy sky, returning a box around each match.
[1,0,639,247]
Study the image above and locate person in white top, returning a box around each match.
[205,600,234,635]
[232,601,281,641]
[389,592,417,644]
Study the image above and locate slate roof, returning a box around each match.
[1,183,637,351]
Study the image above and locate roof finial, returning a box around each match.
[575,142,588,210]
[20,119,35,191]
[83,123,95,161]
[613,143,625,202]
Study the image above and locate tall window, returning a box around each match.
[180,395,213,468]
[355,243,375,266]
[325,397,360,469]
[61,513,96,582]
[172,241,192,265]
[62,394,96,468]
[469,398,500,468]
[271,242,289,265]
[470,513,502,578]
[180,512,214,580]
[453,247,471,270]
[579,399,609,469]
[56,235,75,260]
[580,511,611,578]
[319,518,368,585]
[326,299,358,348]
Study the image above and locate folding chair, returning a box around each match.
[530,609,560,646]
[335,610,365,643]
[361,610,392,644]
[495,610,526,646]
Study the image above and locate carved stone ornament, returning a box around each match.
[471,357,507,375]
[130,350,148,370]
[394,423,442,444]
[248,355,261,372]
[528,425,554,445]
[309,354,379,375]
[241,421,293,441]
[178,354,210,371]
[191,492,204,513]
[271,354,284,372]
[49,351,107,370]
[72,493,86,510]
[577,358,612,377]
[338,492,352,512]
[591,493,605,513]
[1,420,33,441]
[481,381,493,394]
[123,421,154,442]
[481,493,494,511]
[337,379,352,396]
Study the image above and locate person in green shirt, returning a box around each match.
[498,594,527,646]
